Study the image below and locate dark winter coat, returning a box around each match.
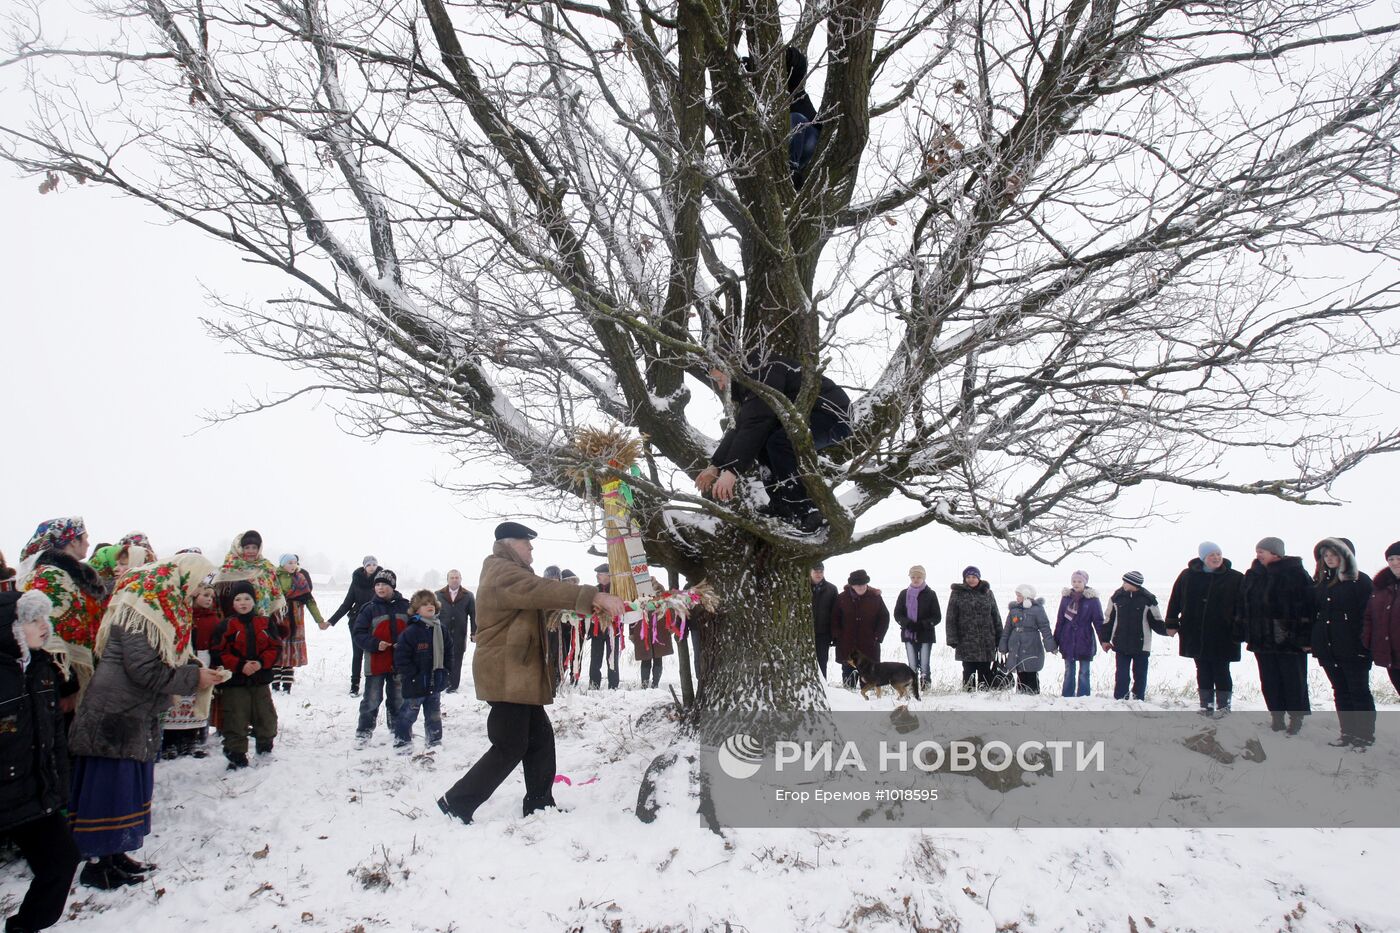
[1165,559,1244,662]
[67,624,203,762]
[1310,538,1372,664]
[1104,587,1167,655]
[436,586,477,637]
[811,578,838,638]
[1238,556,1313,654]
[0,593,70,833]
[895,586,942,645]
[945,581,1001,663]
[395,615,453,699]
[211,613,283,687]
[327,566,383,627]
[1052,588,1103,661]
[998,599,1057,673]
[710,352,852,473]
[629,616,674,661]
[1362,567,1400,668]
[831,586,890,663]
[353,592,412,677]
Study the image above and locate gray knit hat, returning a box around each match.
[1256,536,1286,557]
[1122,570,1145,587]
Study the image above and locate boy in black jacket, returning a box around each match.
[393,590,452,750]
[1102,571,1168,701]
[2,590,81,933]
[211,581,282,769]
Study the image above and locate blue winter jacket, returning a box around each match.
[394,615,453,699]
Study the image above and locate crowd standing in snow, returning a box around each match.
[3,513,1400,931]
[811,535,1400,746]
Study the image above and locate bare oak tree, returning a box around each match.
[6,0,1400,712]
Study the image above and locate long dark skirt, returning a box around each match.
[69,756,155,858]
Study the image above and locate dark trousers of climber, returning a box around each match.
[443,702,555,820]
[761,411,852,518]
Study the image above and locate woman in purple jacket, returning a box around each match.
[1053,570,1104,697]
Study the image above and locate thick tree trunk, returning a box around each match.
[694,526,828,713]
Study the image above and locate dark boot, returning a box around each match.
[437,796,471,825]
[522,794,558,817]
[1270,712,1286,732]
[1286,713,1305,736]
[80,856,143,889]
[226,752,249,770]
[256,739,274,755]
[1197,689,1214,716]
[112,852,155,874]
[1214,691,1231,717]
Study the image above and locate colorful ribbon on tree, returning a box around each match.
[558,585,713,642]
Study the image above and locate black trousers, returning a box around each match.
[639,657,663,687]
[5,810,81,930]
[815,632,831,679]
[1194,658,1234,694]
[962,661,995,690]
[443,702,555,821]
[446,617,470,691]
[1389,666,1400,694]
[760,414,852,518]
[588,633,619,689]
[1254,652,1310,713]
[1015,671,1040,694]
[1319,659,1376,742]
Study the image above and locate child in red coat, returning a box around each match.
[210,581,281,769]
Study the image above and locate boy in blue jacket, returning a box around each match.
[393,590,452,750]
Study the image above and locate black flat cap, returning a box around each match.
[494,521,538,540]
[594,563,611,575]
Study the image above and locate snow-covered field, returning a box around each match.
[4,624,1398,932]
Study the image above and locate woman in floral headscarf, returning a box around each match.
[19,517,106,703]
[213,530,286,626]
[87,545,121,589]
[67,553,224,889]
[117,532,157,562]
[112,544,150,583]
[273,554,325,693]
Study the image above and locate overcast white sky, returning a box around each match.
[2,171,1395,598]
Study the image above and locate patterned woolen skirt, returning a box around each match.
[69,756,156,857]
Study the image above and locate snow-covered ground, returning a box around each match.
[4,623,1397,932]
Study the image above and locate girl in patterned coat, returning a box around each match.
[272,554,325,693]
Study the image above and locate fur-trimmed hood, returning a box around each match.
[1010,597,1047,609]
[1061,586,1099,599]
[1313,536,1359,583]
[1372,566,1398,590]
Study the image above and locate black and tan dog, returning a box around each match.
[848,651,921,700]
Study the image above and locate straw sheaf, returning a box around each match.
[563,425,646,488]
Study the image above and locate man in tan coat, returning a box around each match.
[438,522,624,823]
